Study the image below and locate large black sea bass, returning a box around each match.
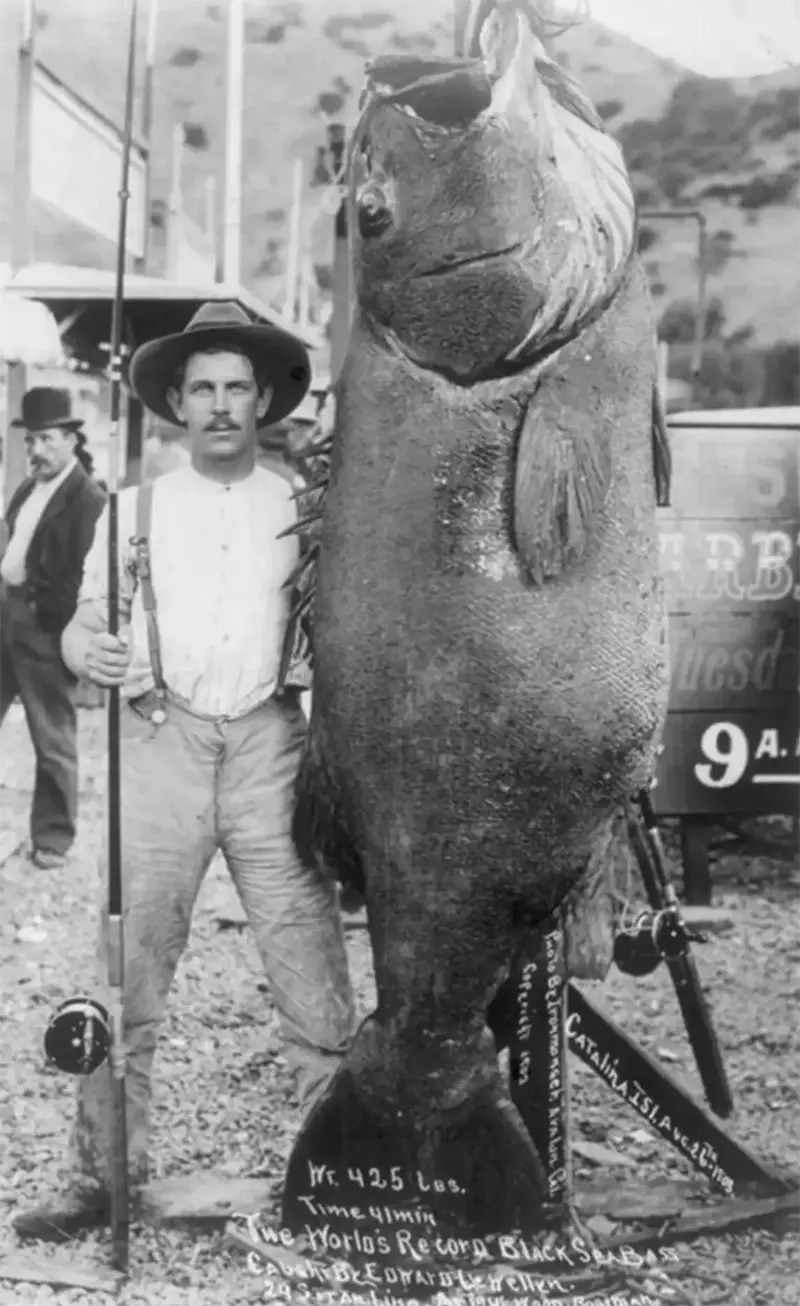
[283,0,671,1241]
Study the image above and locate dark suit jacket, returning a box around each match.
[1,463,107,635]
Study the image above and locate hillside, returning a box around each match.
[1,0,798,352]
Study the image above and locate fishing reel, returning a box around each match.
[614,908,700,978]
[44,996,110,1076]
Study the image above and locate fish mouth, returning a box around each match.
[365,4,537,132]
[415,242,524,279]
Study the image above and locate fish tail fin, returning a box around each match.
[281,1018,548,1239]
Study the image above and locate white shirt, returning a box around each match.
[1,457,78,586]
[79,463,302,718]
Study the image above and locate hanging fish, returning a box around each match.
[283,0,671,1242]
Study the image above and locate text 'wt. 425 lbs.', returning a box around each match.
[283,0,672,1246]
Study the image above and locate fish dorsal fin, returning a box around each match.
[512,377,612,584]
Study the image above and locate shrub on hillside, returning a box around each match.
[184,124,209,150]
[315,265,333,293]
[324,12,392,43]
[633,178,659,209]
[669,340,766,408]
[761,341,800,405]
[391,31,438,51]
[660,162,694,202]
[659,296,728,346]
[318,90,345,116]
[170,47,202,67]
[619,75,755,198]
[637,226,658,253]
[659,300,700,346]
[700,181,745,201]
[596,98,623,121]
[706,229,738,275]
[738,170,799,210]
[246,21,289,43]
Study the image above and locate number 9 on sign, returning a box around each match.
[694,722,749,789]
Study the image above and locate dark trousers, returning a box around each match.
[0,587,78,855]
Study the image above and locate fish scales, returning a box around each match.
[284,0,670,1244]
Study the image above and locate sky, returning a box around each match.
[586,0,799,77]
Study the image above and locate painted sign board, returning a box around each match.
[30,62,147,261]
[653,412,799,816]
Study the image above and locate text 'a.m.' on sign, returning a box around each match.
[654,408,799,817]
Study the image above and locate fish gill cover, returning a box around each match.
[283,0,672,1253]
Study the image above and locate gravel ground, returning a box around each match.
[1,705,798,1306]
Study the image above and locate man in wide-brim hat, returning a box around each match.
[14,302,356,1241]
[1,387,106,870]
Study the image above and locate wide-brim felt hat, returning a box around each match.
[128,300,312,429]
[12,387,84,433]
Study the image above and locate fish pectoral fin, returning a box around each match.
[512,389,612,583]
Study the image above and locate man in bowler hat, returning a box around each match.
[1,388,106,869]
[13,302,356,1240]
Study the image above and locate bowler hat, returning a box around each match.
[12,388,84,433]
[129,301,312,429]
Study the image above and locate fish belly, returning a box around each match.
[285,356,665,1243]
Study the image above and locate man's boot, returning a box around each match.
[12,1185,111,1242]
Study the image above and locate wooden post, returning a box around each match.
[164,123,184,280]
[327,122,350,383]
[680,817,713,906]
[4,0,35,510]
[204,175,218,278]
[134,0,159,274]
[298,254,312,331]
[222,0,244,284]
[282,159,303,323]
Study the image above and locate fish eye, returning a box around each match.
[356,184,393,240]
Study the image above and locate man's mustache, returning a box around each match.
[205,418,241,432]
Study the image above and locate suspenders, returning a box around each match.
[127,471,304,715]
[130,482,168,722]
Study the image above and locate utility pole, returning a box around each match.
[283,159,304,323]
[327,122,350,382]
[221,0,244,284]
[165,123,185,280]
[205,175,217,277]
[135,0,159,274]
[4,0,36,509]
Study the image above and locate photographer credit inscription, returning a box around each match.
[509,928,568,1207]
[655,425,799,814]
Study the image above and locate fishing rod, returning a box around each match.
[43,0,139,1274]
[105,0,139,1273]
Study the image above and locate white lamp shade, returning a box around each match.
[0,276,65,368]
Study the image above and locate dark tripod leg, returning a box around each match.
[630,789,733,1119]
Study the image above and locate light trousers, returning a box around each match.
[68,690,356,1190]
